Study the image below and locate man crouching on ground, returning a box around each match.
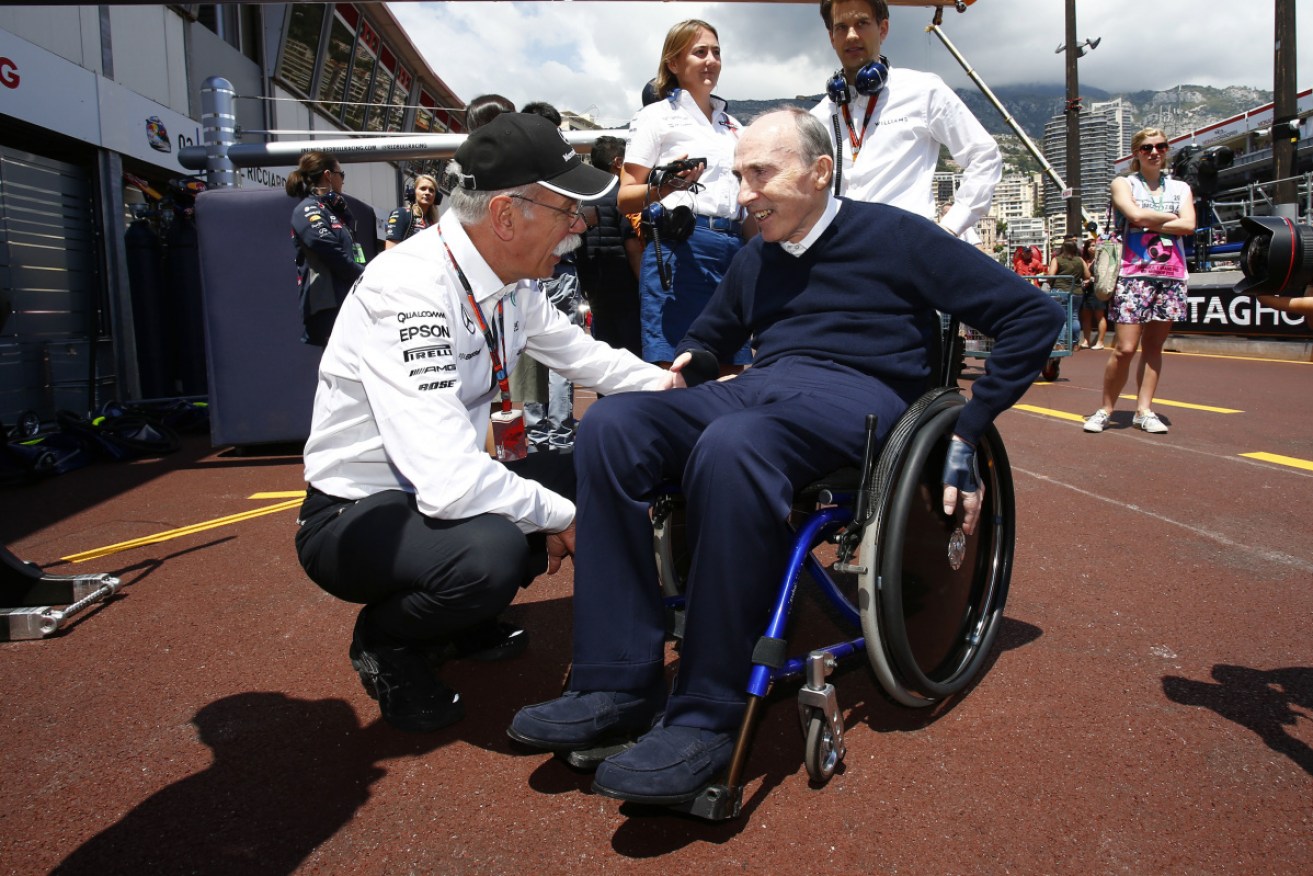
[295,113,680,733]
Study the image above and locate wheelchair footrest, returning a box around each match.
[665,782,742,821]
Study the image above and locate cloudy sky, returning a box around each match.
[387,1,1308,127]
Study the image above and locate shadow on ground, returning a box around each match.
[1163,664,1313,776]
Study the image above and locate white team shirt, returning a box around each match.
[303,210,666,533]
[624,89,744,220]
[810,67,1002,238]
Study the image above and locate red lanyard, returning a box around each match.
[438,230,512,412]
[840,92,879,158]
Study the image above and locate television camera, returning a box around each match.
[1233,215,1313,297]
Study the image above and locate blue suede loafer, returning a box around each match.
[507,690,661,752]
[591,724,734,805]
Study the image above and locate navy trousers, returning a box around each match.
[569,357,913,731]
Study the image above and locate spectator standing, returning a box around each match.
[1084,128,1195,435]
[810,0,1001,238]
[384,174,440,250]
[1047,235,1090,350]
[286,151,365,346]
[1079,237,1108,349]
[521,101,579,446]
[578,135,643,357]
[618,19,754,370]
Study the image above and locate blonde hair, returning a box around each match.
[1129,128,1168,173]
[656,20,718,99]
[408,173,440,225]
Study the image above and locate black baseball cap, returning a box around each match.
[452,112,616,200]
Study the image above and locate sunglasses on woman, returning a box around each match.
[1137,143,1170,154]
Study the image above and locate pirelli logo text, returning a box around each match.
[402,344,452,362]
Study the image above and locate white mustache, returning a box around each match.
[553,235,582,257]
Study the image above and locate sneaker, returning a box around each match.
[1078,339,1090,349]
[507,689,662,752]
[1133,411,1169,433]
[1091,343,1105,350]
[591,724,735,805]
[350,618,465,733]
[1083,409,1111,433]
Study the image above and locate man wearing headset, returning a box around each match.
[811,0,1001,239]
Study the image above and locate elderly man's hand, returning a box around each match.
[545,521,576,574]
[941,437,984,535]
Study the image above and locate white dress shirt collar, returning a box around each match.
[780,195,842,257]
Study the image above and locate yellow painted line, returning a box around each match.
[62,499,303,564]
[1116,395,1243,414]
[1167,351,1313,364]
[1013,404,1087,423]
[1240,452,1313,472]
[250,491,306,499]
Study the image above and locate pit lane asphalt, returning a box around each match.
[2,347,1310,875]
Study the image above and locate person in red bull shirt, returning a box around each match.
[287,151,365,346]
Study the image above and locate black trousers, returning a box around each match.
[294,450,575,644]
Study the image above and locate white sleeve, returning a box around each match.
[359,287,575,534]
[517,284,667,394]
[927,76,1003,237]
[624,105,664,169]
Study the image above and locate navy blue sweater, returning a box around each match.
[676,199,1064,445]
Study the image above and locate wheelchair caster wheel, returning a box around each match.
[803,708,842,783]
[1040,358,1060,381]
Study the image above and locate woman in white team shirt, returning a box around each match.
[617,19,754,370]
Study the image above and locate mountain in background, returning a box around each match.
[729,84,1273,175]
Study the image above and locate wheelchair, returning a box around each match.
[648,316,1015,820]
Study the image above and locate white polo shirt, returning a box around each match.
[303,210,666,533]
[624,89,745,220]
[811,67,1001,238]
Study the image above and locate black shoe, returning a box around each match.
[448,620,529,662]
[350,625,465,733]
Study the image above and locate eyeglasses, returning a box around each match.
[1137,143,1170,154]
[509,194,587,226]
[328,169,346,180]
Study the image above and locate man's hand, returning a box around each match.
[668,349,719,387]
[941,437,984,535]
[545,521,576,574]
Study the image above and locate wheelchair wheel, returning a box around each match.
[858,389,1014,708]
[803,709,840,783]
[653,492,689,598]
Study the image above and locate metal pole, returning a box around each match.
[1272,0,1297,217]
[200,76,239,188]
[926,23,1093,226]
[1064,0,1082,237]
[177,128,628,171]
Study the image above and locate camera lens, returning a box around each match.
[1234,215,1313,296]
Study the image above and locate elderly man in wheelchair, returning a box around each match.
[509,109,1063,816]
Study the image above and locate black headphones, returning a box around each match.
[825,56,890,106]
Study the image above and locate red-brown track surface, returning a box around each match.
[2,348,1310,875]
